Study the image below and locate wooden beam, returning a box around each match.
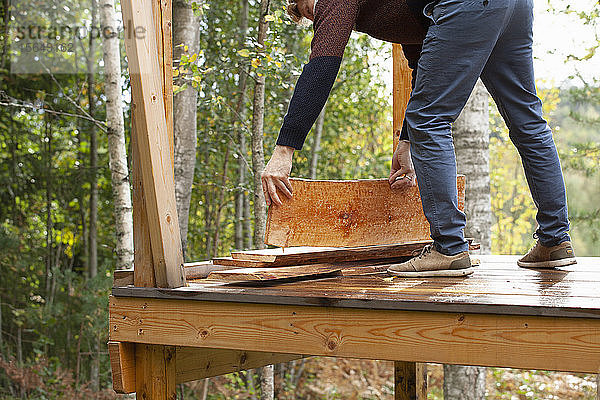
[265,177,465,248]
[394,361,427,400]
[176,347,302,383]
[110,297,600,373]
[107,342,301,392]
[392,44,413,152]
[135,344,176,399]
[121,0,184,288]
[109,341,136,394]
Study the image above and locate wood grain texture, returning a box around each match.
[264,177,465,248]
[176,347,301,383]
[392,44,413,152]
[135,343,176,399]
[230,239,479,266]
[114,262,237,287]
[108,341,136,394]
[109,296,600,373]
[132,129,157,287]
[113,256,600,319]
[121,0,184,288]
[207,264,343,282]
[394,361,427,400]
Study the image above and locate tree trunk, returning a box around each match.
[443,80,490,400]
[173,0,200,253]
[251,0,271,250]
[251,0,273,397]
[260,364,274,400]
[235,0,250,251]
[44,117,53,296]
[454,80,492,253]
[309,105,326,179]
[100,0,134,270]
[87,0,99,392]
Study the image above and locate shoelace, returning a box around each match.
[412,244,433,259]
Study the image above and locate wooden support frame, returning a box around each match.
[109,341,302,394]
[109,296,600,374]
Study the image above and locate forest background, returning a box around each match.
[0,0,598,398]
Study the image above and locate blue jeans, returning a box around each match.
[405,0,571,255]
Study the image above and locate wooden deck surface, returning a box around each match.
[112,255,600,319]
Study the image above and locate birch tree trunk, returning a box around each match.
[251,0,270,251]
[251,0,273,398]
[235,0,249,250]
[87,0,99,392]
[309,106,326,179]
[100,0,133,270]
[173,0,200,252]
[88,0,98,281]
[443,80,490,400]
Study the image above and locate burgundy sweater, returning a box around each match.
[277,0,429,150]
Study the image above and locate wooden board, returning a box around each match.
[109,341,136,394]
[109,295,600,373]
[392,44,413,152]
[113,256,600,319]
[230,239,479,266]
[113,262,237,287]
[121,0,184,288]
[265,177,466,248]
[207,264,344,282]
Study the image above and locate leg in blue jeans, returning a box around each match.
[479,0,570,247]
[405,0,570,255]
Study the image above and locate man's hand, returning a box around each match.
[389,140,417,190]
[262,145,295,207]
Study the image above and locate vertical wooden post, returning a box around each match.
[394,361,427,400]
[392,44,413,152]
[392,44,428,400]
[123,0,183,289]
[121,0,178,394]
[135,344,177,400]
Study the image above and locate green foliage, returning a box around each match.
[0,0,599,396]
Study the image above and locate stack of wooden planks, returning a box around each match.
[113,177,474,286]
[204,176,471,283]
[206,239,479,282]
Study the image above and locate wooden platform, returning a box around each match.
[110,255,600,379]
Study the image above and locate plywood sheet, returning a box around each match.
[265,177,466,247]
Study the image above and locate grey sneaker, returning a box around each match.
[387,245,474,277]
[517,240,576,269]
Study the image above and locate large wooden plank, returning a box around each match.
[231,239,479,266]
[208,264,344,282]
[121,0,184,288]
[109,297,600,373]
[264,177,466,248]
[230,241,428,265]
